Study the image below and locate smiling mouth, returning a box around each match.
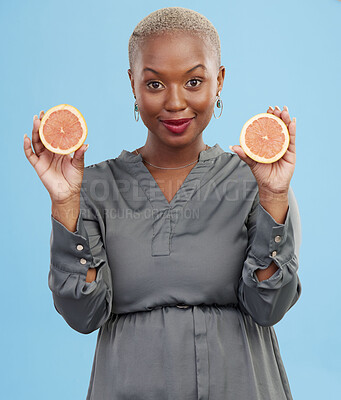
[161,118,194,125]
[160,118,194,134]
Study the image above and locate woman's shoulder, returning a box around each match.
[82,152,136,189]
[83,158,113,180]
[216,150,255,179]
[83,147,138,172]
[84,158,112,170]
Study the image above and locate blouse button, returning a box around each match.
[274,235,282,243]
[271,250,277,257]
[80,258,87,265]
[76,244,84,251]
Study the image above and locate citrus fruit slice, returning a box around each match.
[39,104,87,154]
[239,113,290,163]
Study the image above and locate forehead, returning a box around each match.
[135,31,215,73]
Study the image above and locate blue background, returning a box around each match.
[2,0,340,398]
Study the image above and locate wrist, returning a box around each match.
[51,196,80,232]
[258,189,289,225]
[258,187,289,203]
[50,193,80,206]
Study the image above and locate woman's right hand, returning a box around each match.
[23,110,89,204]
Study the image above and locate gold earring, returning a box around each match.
[213,91,223,119]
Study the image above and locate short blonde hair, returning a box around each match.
[128,7,221,72]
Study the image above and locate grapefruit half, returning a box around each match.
[39,104,87,154]
[239,113,290,163]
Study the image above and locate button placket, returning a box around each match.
[151,208,172,256]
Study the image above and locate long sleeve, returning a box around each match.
[237,185,302,327]
[48,189,113,334]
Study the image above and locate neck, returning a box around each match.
[137,136,208,168]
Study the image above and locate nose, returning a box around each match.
[164,85,187,112]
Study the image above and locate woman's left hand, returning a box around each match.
[230,105,296,195]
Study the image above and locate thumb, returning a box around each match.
[72,143,89,170]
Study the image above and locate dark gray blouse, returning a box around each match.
[48,143,301,400]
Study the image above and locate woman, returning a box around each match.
[23,7,301,400]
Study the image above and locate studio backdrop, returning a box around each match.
[1,0,340,399]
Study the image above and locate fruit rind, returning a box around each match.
[239,113,289,163]
[39,104,88,155]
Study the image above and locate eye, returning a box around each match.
[147,81,164,90]
[186,79,202,88]
[146,79,203,90]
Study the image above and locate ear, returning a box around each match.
[217,65,225,94]
[127,69,136,97]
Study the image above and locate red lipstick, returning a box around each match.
[161,118,194,134]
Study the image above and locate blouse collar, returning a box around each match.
[117,143,225,163]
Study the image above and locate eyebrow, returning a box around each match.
[143,64,207,75]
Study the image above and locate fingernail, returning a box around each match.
[275,106,281,111]
[284,105,289,112]
[229,145,235,152]
[33,115,38,121]
[24,133,28,140]
[85,144,89,151]
[269,106,274,110]
[292,117,296,123]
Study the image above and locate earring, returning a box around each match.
[134,96,139,122]
[213,91,223,119]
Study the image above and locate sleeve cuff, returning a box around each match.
[248,201,295,272]
[50,213,93,276]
